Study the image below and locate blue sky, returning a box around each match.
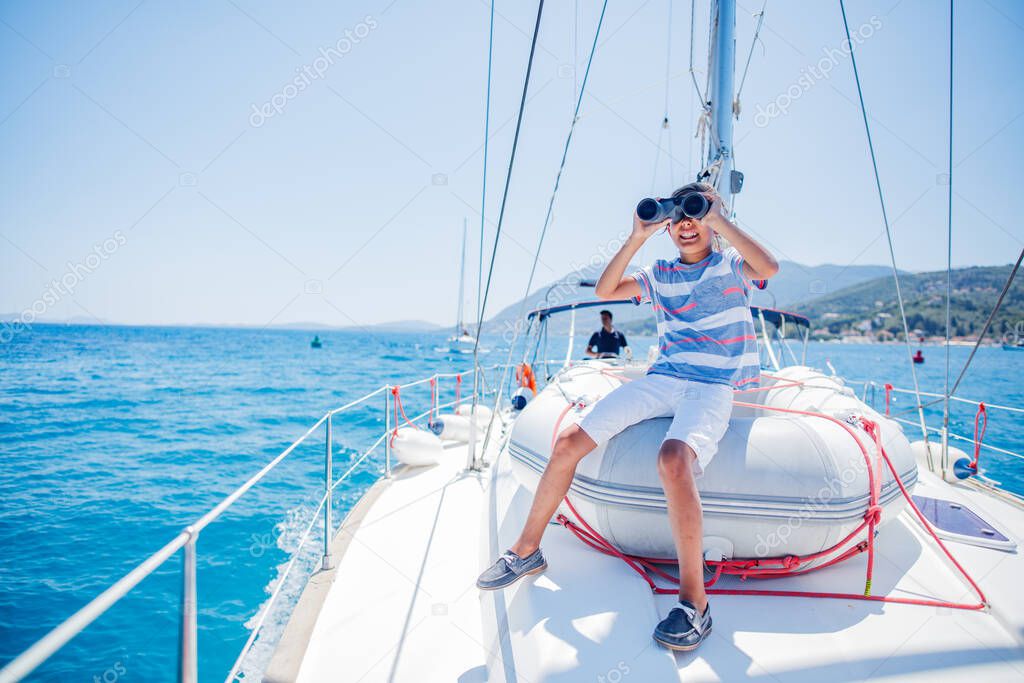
[1,0,1022,329]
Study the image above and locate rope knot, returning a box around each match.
[865,504,883,525]
[970,402,987,469]
[859,416,878,435]
[782,555,800,570]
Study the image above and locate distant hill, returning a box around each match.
[1,316,445,334]
[747,261,900,310]
[797,264,1022,340]
[482,261,651,335]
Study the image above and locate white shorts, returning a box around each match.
[577,373,733,476]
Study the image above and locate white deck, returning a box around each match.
[292,440,492,683]
[279,419,1024,683]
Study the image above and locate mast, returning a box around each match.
[705,0,737,208]
[456,218,467,334]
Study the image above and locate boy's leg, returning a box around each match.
[478,374,675,590]
[478,426,596,589]
[511,374,676,555]
[509,424,596,557]
[652,381,732,649]
[657,379,732,605]
[658,439,707,610]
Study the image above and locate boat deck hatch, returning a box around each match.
[912,495,1015,551]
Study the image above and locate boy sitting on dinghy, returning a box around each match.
[476,181,779,652]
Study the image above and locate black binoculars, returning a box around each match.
[636,193,711,224]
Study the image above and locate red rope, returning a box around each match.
[884,383,893,416]
[389,385,419,446]
[970,403,987,470]
[599,368,631,383]
[455,374,462,408]
[548,393,987,611]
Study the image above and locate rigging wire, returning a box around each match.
[573,0,579,107]
[943,0,953,464]
[651,0,675,194]
[838,0,931,448]
[910,0,1019,437]
[664,0,675,187]
[476,0,496,329]
[651,126,666,193]
[947,248,1024,399]
[688,0,707,104]
[734,0,767,118]
[468,0,546,469]
[476,0,611,468]
[697,1,721,175]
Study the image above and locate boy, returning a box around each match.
[477,182,779,651]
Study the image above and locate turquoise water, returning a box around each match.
[1,325,1021,681]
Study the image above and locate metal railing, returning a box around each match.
[0,364,504,683]
[852,378,1024,467]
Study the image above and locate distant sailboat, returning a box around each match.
[446,220,477,354]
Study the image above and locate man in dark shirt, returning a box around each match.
[586,309,628,358]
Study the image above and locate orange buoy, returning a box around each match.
[515,363,537,395]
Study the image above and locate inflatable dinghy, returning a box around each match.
[509,363,918,566]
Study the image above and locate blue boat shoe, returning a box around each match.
[476,549,547,590]
[653,600,712,651]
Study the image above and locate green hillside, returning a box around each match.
[798,264,1023,341]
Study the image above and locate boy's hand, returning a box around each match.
[702,190,729,229]
[631,209,670,242]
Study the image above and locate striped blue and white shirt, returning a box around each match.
[632,248,760,388]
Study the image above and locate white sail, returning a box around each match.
[447,219,478,353]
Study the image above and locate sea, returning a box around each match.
[1,324,1022,681]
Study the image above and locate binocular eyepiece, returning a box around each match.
[636,193,710,224]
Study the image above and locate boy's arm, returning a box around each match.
[703,195,779,280]
[594,212,669,299]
